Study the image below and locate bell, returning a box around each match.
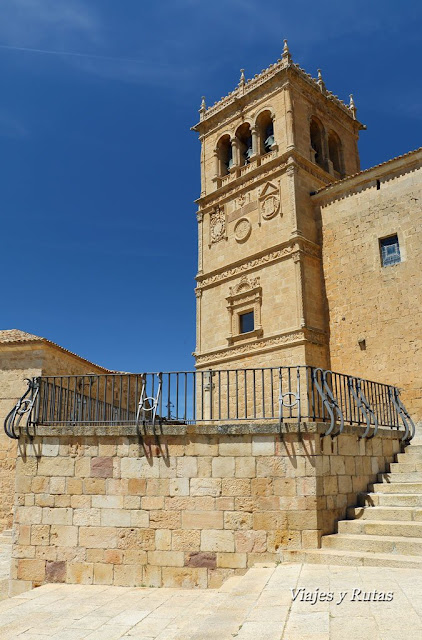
[264,134,275,151]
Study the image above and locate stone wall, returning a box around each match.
[0,339,107,532]
[10,423,401,594]
[317,152,422,423]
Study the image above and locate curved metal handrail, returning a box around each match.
[389,386,415,441]
[312,368,344,436]
[348,376,378,439]
[4,378,40,440]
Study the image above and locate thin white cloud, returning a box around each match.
[0,0,101,48]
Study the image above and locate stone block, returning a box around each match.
[186,552,216,569]
[252,435,275,456]
[146,478,170,496]
[221,479,250,496]
[120,457,159,478]
[130,510,149,527]
[235,457,256,478]
[253,511,287,530]
[100,508,131,527]
[190,478,222,497]
[224,511,253,530]
[235,530,267,553]
[67,562,94,584]
[45,560,66,583]
[16,506,42,525]
[267,529,301,551]
[104,549,123,564]
[200,530,235,552]
[162,566,207,589]
[177,457,198,478]
[172,529,201,552]
[272,478,296,496]
[212,457,235,478]
[123,550,147,564]
[91,457,113,478]
[169,478,190,496]
[73,508,101,527]
[79,526,117,549]
[117,528,155,550]
[17,558,46,581]
[182,511,223,530]
[217,552,246,568]
[149,511,181,529]
[143,565,162,587]
[251,478,273,496]
[93,563,114,585]
[155,529,172,551]
[37,457,75,477]
[127,478,147,495]
[219,437,252,456]
[49,525,77,548]
[83,478,106,494]
[123,496,141,509]
[42,508,73,526]
[148,550,184,567]
[66,477,83,494]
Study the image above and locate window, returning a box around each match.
[328,131,343,176]
[256,110,275,155]
[236,123,253,165]
[239,311,254,334]
[380,235,401,267]
[310,118,325,169]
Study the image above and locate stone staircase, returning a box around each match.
[285,437,422,568]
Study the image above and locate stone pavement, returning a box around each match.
[0,562,421,639]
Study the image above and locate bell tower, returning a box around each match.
[192,41,364,371]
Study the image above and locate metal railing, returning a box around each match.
[4,366,415,441]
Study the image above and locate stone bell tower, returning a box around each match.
[192,41,364,371]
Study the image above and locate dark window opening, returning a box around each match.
[376,179,381,190]
[310,118,325,169]
[239,311,254,334]
[380,235,401,267]
[236,123,253,165]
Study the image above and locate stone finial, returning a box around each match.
[239,69,245,86]
[199,96,206,120]
[282,39,292,63]
[349,94,357,118]
[317,69,326,93]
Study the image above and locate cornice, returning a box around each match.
[194,327,327,368]
[196,237,321,289]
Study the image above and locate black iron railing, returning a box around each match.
[4,367,415,441]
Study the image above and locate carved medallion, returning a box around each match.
[234,217,252,243]
[261,194,280,220]
[210,207,225,244]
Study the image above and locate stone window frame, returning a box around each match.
[226,277,263,345]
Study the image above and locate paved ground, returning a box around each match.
[0,560,422,639]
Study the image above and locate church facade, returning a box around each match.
[193,41,422,424]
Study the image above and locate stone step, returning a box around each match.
[378,472,422,483]
[396,453,422,464]
[369,482,422,494]
[322,533,422,555]
[389,462,422,473]
[405,445,422,454]
[338,519,422,537]
[283,548,422,569]
[347,505,422,521]
[359,492,422,507]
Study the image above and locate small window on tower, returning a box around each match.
[380,234,401,267]
[239,311,254,334]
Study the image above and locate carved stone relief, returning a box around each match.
[209,206,226,244]
[234,218,252,243]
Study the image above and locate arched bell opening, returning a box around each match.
[310,117,325,170]
[328,131,343,177]
[236,123,253,166]
[256,110,275,155]
[217,135,233,176]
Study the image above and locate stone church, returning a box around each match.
[193,40,421,425]
[0,42,421,593]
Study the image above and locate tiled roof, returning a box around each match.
[0,329,111,372]
[313,147,422,195]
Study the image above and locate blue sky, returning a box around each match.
[0,1,420,372]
